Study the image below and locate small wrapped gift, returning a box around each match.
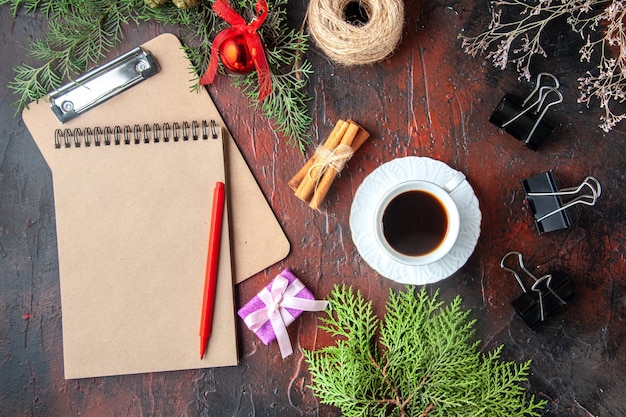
[238,269,329,358]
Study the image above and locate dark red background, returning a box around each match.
[1,1,624,416]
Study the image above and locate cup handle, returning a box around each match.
[442,171,466,194]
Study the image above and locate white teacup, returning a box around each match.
[373,172,465,266]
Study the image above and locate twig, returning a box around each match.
[369,354,402,405]
[418,403,434,417]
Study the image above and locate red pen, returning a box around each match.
[200,181,225,359]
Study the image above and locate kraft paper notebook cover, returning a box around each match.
[22,33,289,378]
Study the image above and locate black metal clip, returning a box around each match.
[501,251,576,329]
[522,171,601,235]
[490,73,563,150]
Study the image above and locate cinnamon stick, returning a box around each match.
[294,121,350,201]
[288,119,347,191]
[309,122,365,209]
[349,123,371,153]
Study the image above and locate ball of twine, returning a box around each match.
[307,0,404,66]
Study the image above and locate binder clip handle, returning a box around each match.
[529,275,568,308]
[527,176,601,223]
[500,251,534,293]
[490,72,562,150]
[500,251,575,328]
[521,73,560,107]
[508,73,562,127]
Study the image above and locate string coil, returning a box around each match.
[307,0,404,66]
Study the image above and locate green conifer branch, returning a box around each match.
[1,0,312,151]
[229,0,312,153]
[4,0,144,110]
[303,285,547,417]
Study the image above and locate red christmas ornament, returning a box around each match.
[219,34,255,73]
[200,0,272,101]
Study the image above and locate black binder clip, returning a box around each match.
[490,73,563,150]
[501,251,576,329]
[522,171,601,235]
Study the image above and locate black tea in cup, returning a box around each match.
[381,190,449,257]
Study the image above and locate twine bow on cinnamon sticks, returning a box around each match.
[289,119,370,210]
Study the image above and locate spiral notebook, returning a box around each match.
[22,33,290,378]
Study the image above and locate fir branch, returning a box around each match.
[304,285,388,416]
[3,0,312,151]
[0,0,41,16]
[6,0,145,110]
[146,0,313,151]
[8,62,61,108]
[303,285,547,417]
[143,1,219,75]
[228,0,313,152]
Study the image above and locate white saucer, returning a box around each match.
[349,157,481,285]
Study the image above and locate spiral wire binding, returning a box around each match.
[54,120,218,149]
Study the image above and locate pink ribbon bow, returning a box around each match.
[243,273,328,358]
[200,0,272,101]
